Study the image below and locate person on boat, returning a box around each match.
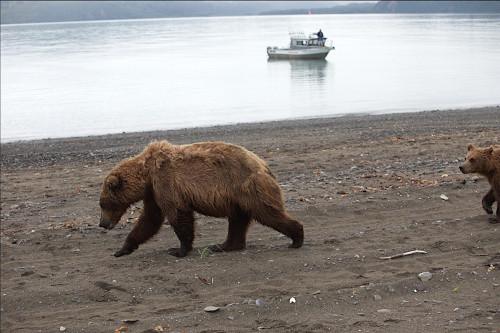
[317,29,324,45]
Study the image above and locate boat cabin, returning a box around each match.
[289,32,326,48]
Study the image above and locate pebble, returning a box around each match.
[204,306,220,312]
[227,316,234,320]
[59,327,66,332]
[418,272,433,281]
[440,194,449,201]
[255,299,266,308]
[373,294,382,301]
[377,309,391,314]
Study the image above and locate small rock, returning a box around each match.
[416,285,425,291]
[377,309,391,314]
[440,194,449,201]
[59,327,66,332]
[289,297,296,304]
[227,316,234,320]
[204,306,220,312]
[373,294,382,301]
[418,272,433,281]
[256,299,266,308]
[10,204,19,210]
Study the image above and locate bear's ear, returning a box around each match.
[467,143,475,151]
[106,175,122,191]
[486,146,494,155]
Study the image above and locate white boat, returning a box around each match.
[267,32,335,60]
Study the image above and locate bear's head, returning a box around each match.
[459,143,495,175]
[99,174,129,229]
[99,168,145,229]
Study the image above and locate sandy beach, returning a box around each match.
[1,106,500,332]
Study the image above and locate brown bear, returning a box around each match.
[459,143,500,223]
[99,141,304,257]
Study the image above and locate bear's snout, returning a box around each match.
[459,164,470,174]
[99,209,124,229]
[99,215,113,229]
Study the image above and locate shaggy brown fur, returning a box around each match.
[459,143,500,223]
[99,141,304,257]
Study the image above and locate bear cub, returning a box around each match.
[459,143,500,223]
[99,141,304,257]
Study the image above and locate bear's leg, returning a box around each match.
[482,188,495,215]
[210,208,251,252]
[488,189,500,224]
[255,208,304,249]
[167,211,195,257]
[114,196,164,257]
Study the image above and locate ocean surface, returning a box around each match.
[2,14,500,142]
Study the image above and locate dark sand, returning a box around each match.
[1,107,500,332]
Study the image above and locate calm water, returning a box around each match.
[2,14,500,142]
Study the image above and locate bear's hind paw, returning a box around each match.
[167,247,188,257]
[114,248,133,257]
[483,206,494,215]
[208,244,226,252]
[488,217,500,224]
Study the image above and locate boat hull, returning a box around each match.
[267,47,333,60]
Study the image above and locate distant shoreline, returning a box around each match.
[2,1,499,25]
[3,12,500,26]
[0,105,497,145]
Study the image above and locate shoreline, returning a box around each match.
[2,106,499,170]
[1,105,497,145]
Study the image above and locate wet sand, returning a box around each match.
[1,107,500,332]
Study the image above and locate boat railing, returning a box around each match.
[307,38,334,48]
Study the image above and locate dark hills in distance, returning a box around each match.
[2,1,500,25]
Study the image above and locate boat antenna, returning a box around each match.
[289,27,306,39]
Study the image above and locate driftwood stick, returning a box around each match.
[378,250,427,260]
[195,275,211,285]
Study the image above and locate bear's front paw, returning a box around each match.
[289,238,303,249]
[167,247,188,257]
[114,248,133,257]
